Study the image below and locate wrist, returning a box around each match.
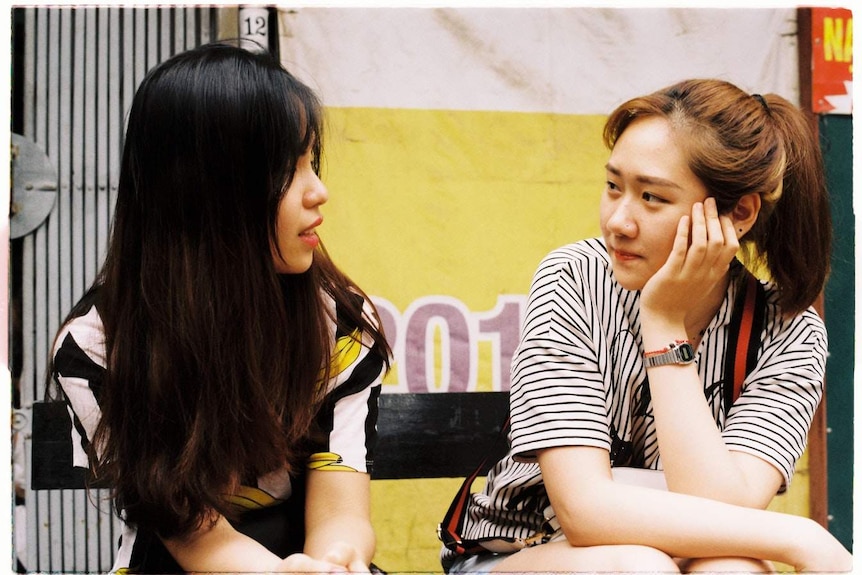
[641,326,688,354]
[643,340,696,368]
[639,309,685,337]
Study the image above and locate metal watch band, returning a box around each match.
[643,341,696,368]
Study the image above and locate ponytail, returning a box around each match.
[754,95,831,315]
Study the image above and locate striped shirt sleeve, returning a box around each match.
[509,243,614,459]
[307,294,387,474]
[52,305,107,468]
[723,304,827,484]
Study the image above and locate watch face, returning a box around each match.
[678,343,695,362]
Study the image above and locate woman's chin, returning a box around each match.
[611,269,646,292]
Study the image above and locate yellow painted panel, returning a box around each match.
[320,107,608,311]
[371,477,485,574]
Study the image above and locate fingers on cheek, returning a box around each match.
[677,221,692,253]
[720,216,738,242]
[678,215,691,236]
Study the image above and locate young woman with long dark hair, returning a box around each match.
[50,42,390,573]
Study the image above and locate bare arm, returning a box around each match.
[539,445,850,572]
[640,199,784,506]
[643,358,784,507]
[161,513,346,573]
[304,469,375,572]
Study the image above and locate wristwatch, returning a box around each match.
[643,340,696,368]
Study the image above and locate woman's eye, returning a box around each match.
[642,191,664,203]
[606,181,620,193]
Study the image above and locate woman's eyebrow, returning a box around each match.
[605,162,682,190]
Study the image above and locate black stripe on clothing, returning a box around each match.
[364,384,381,473]
[54,331,105,403]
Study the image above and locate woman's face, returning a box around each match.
[272,150,329,274]
[600,116,710,291]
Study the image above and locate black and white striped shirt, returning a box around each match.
[443,238,826,560]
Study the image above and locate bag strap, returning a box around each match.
[440,272,767,556]
[438,416,511,555]
[723,272,767,417]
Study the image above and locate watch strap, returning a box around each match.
[643,340,695,367]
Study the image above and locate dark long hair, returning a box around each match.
[603,79,831,315]
[55,42,389,538]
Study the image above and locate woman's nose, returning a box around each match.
[606,203,636,236]
[304,174,329,207]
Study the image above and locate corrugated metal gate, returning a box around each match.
[12,7,220,572]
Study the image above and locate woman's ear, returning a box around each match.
[731,193,761,237]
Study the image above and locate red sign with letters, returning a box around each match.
[811,7,853,114]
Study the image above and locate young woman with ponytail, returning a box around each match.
[442,79,850,573]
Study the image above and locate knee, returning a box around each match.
[494,542,679,573]
[681,556,774,573]
[613,545,680,572]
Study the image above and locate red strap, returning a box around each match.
[439,417,511,555]
[439,463,485,553]
[733,275,758,403]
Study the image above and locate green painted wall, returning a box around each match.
[821,113,854,551]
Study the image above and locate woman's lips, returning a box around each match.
[299,230,319,248]
[299,218,322,247]
[612,248,639,262]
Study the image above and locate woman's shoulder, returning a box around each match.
[320,287,388,359]
[531,238,613,287]
[319,287,387,392]
[321,287,375,325]
[54,297,106,363]
[758,279,827,345]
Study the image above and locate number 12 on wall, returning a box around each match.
[239,7,270,50]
